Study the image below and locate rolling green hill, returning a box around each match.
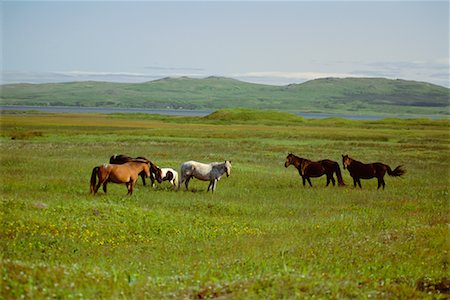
[1,76,448,116]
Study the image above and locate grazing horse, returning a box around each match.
[90,160,150,195]
[109,154,162,186]
[285,153,345,187]
[342,155,405,189]
[160,168,179,188]
[179,160,232,192]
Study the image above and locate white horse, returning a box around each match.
[160,168,179,188]
[179,160,232,192]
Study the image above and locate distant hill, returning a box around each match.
[1,77,448,116]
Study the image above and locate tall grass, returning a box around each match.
[1,112,449,299]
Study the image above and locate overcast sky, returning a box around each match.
[2,1,449,87]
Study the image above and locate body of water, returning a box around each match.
[0,105,438,120]
[0,105,212,117]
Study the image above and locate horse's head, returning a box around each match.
[342,155,352,170]
[285,153,294,168]
[163,171,174,182]
[151,163,163,183]
[224,160,232,177]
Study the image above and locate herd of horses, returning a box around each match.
[285,153,405,190]
[89,153,405,195]
[90,154,232,195]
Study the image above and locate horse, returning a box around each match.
[109,154,162,186]
[342,155,405,189]
[90,160,150,195]
[160,168,179,188]
[179,160,232,192]
[284,153,345,187]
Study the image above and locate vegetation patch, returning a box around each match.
[203,108,305,124]
[9,130,44,140]
[1,112,448,298]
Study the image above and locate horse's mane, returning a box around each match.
[289,154,309,162]
[131,158,150,164]
[135,156,150,162]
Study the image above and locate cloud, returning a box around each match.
[351,59,450,87]
[53,71,148,78]
[2,58,448,87]
[233,58,450,87]
[234,71,363,80]
[144,66,206,72]
[232,71,367,85]
[1,70,205,84]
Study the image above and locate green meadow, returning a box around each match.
[1,110,449,299]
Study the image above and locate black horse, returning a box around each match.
[109,154,162,186]
[285,153,345,187]
[342,155,405,189]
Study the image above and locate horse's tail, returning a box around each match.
[334,162,345,186]
[387,165,406,177]
[90,166,99,194]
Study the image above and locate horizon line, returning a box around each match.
[1,74,448,89]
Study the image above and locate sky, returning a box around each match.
[1,1,449,87]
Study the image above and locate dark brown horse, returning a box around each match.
[342,155,405,189]
[109,154,162,186]
[285,153,345,187]
[90,160,150,195]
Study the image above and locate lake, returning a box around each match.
[0,105,433,120]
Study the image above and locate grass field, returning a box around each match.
[1,110,449,299]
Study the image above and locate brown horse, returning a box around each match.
[109,154,162,186]
[342,155,405,189]
[285,153,345,187]
[90,160,150,195]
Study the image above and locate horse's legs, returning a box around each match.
[378,177,386,189]
[302,177,306,186]
[357,179,362,188]
[127,179,137,195]
[326,174,335,187]
[94,171,109,194]
[208,180,217,192]
[207,181,213,191]
[377,178,382,189]
[353,178,357,188]
[306,178,313,187]
[211,179,217,192]
[95,180,103,194]
[185,177,191,190]
[178,174,184,189]
[126,182,132,195]
[140,173,146,186]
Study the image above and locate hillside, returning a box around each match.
[1,77,448,116]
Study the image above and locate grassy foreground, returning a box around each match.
[1,111,449,299]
